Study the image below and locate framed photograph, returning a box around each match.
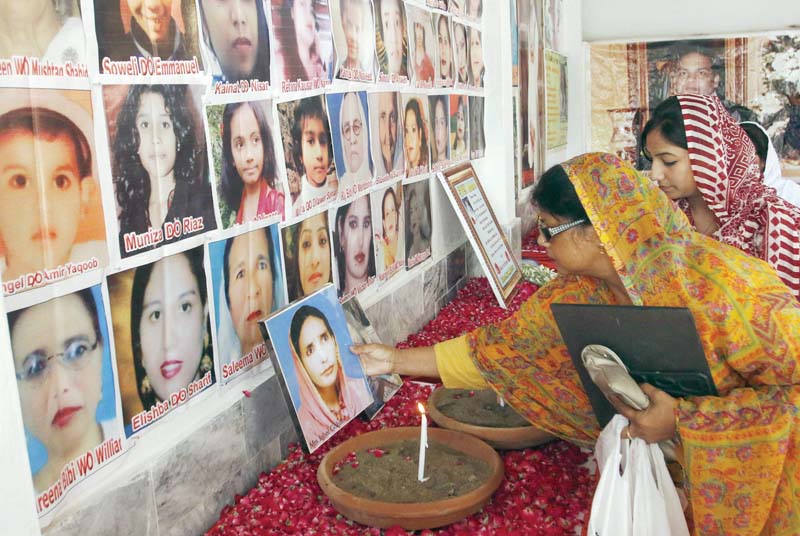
[263,284,373,453]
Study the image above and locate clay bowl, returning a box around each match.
[428,387,553,450]
[317,426,504,530]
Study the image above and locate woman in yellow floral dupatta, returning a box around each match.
[354,152,800,535]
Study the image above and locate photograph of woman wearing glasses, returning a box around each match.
[281,212,333,302]
[333,194,376,299]
[271,0,333,85]
[9,286,118,494]
[328,92,373,202]
[374,0,407,82]
[0,0,85,64]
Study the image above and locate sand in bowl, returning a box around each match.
[331,439,492,503]
[435,389,530,428]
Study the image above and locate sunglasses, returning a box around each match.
[537,218,587,242]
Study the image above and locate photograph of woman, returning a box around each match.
[469,27,485,88]
[374,0,407,81]
[407,6,434,87]
[332,194,376,299]
[450,94,469,161]
[265,287,372,452]
[0,0,85,65]
[372,183,404,277]
[369,92,404,182]
[452,21,468,86]
[212,100,285,226]
[271,0,333,85]
[402,95,430,176]
[333,0,375,80]
[107,84,216,258]
[9,286,119,494]
[198,0,271,84]
[281,212,333,302]
[404,178,431,266]
[429,94,450,166]
[435,13,454,86]
[0,89,108,290]
[277,95,338,218]
[466,0,482,21]
[209,226,285,373]
[469,95,485,158]
[327,92,373,201]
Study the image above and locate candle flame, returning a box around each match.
[417,402,425,414]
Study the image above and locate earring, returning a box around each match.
[140,375,153,397]
[200,354,213,375]
[599,243,607,255]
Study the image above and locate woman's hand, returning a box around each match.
[609,383,678,444]
[351,343,396,376]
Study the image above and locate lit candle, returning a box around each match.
[417,402,428,482]
[498,395,506,408]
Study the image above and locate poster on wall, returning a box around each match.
[429,94,451,169]
[369,91,406,183]
[452,20,470,88]
[467,27,485,89]
[208,225,286,384]
[543,0,562,52]
[406,4,436,89]
[588,33,800,178]
[330,193,377,302]
[371,182,405,282]
[263,284,373,453]
[516,0,545,188]
[374,0,410,83]
[449,94,469,162]
[331,0,376,82]
[433,12,454,87]
[545,49,568,149]
[510,0,519,86]
[468,95,485,159]
[326,91,374,202]
[438,163,522,308]
[401,94,431,177]
[281,211,334,303]
[403,176,432,269]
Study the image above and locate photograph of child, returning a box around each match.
[469,95,485,159]
[209,225,285,380]
[8,285,120,495]
[264,284,373,452]
[449,93,469,161]
[406,4,435,88]
[429,94,450,167]
[0,0,85,65]
[452,21,469,86]
[371,182,404,280]
[404,178,431,268]
[270,0,334,88]
[277,95,338,219]
[281,211,333,302]
[198,0,271,84]
[206,100,285,228]
[327,91,374,202]
[401,94,431,177]
[94,0,203,72]
[0,88,108,295]
[103,84,217,258]
[107,246,215,437]
[369,91,405,183]
[468,27,485,88]
[332,0,375,81]
[374,0,408,82]
[331,193,376,301]
[434,13,454,86]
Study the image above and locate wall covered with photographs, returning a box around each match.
[0,0,488,528]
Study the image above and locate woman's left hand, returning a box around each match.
[608,383,678,444]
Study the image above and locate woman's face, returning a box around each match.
[340,93,365,173]
[414,24,424,54]
[297,316,339,389]
[300,116,330,187]
[342,0,365,66]
[434,100,448,159]
[12,294,102,456]
[127,0,173,45]
[469,30,483,82]
[404,107,421,167]
[227,231,274,354]
[382,191,398,243]
[201,0,259,79]
[456,102,466,141]
[230,104,264,187]
[380,0,404,74]
[340,197,372,285]
[454,25,467,81]
[292,0,316,49]
[136,92,177,181]
[298,213,331,295]
[645,129,697,201]
[139,254,206,401]
[437,17,452,78]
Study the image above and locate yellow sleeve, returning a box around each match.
[434,335,488,389]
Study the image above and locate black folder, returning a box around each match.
[550,303,718,428]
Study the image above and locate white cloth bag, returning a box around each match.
[588,415,689,536]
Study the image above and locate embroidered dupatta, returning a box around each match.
[466,153,800,535]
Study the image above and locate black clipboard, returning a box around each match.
[550,303,718,428]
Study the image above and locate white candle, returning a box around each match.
[498,396,506,408]
[417,402,428,482]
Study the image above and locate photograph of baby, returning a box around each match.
[269,0,334,89]
[281,211,333,303]
[206,99,286,228]
[369,91,405,183]
[404,178,432,268]
[327,91,374,202]
[331,193,376,301]
[8,285,121,496]
[103,84,217,259]
[209,225,285,383]
[331,0,375,81]
[434,12,454,86]
[94,0,203,72]
[371,182,404,281]
[0,0,86,66]
[401,94,431,177]
[452,21,469,86]
[450,94,469,161]
[468,27,485,88]
[406,4,435,88]
[0,88,108,296]
[264,284,373,453]
[276,95,338,219]
[374,0,408,83]
[469,95,486,159]
[198,0,271,85]
[108,246,215,438]
[429,94,450,168]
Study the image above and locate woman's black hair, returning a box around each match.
[130,247,211,410]
[277,0,324,81]
[640,96,688,161]
[404,98,429,167]
[374,0,407,76]
[381,186,399,240]
[454,23,468,84]
[222,227,276,308]
[531,164,590,224]
[739,123,769,168]
[436,14,453,80]
[290,305,335,359]
[334,197,376,296]
[220,101,278,209]
[291,96,332,176]
[283,213,330,301]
